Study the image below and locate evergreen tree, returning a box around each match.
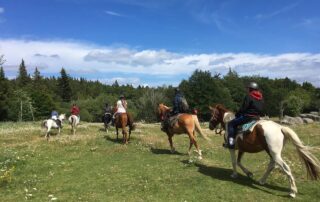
[17,59,30,87]
[0,58,9,120]
[33,67,42,81]
[0,66,5,80]
[58,67,72,102]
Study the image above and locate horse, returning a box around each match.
[68,115,80,135]
[42,114,66,140]
[157,103,211,159]
[114,112,135,144]
[102,112,113,133]
[208,104,320,198]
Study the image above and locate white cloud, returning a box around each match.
[0,7,4,14]
[0,38,320,86]
[105,10,124,17]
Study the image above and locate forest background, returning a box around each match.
[0,56,319,122]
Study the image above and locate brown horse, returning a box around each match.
[209,104,320,198]
[157,103,210,159]
[114,113,135,144]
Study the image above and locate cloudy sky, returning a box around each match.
[0,0,320,86]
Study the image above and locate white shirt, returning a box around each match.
[116,100,127,113]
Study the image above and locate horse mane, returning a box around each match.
[215,104,231,113]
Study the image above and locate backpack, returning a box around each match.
[179,96,189,112]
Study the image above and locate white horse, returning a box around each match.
[42,114,66,140]
[68,115,80,135]
[209,104,320,198]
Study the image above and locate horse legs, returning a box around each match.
[237,151,253,178]
[188,131,202,160]
[116,127,119,140]
[274,155,297,198]
[229,149,238,178]
[167,134,175,153]
[58,127,61,136]
[45,128,50,141]
[122,127,128,144]
[259,156,276,185]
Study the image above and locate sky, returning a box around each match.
[0,0,320,87]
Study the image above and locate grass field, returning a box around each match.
[1,121,320,201]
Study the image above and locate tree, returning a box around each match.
[0,56,10,120]
[180,69,234,121]
[16,59,30,87]
[58,68,72,102]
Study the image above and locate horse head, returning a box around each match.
[208,104,230,131]
[59,114,66,121]
[157,103,171,121]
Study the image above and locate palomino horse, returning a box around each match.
[208,104,320,198]
[68,115,80,135]
[114,113,135,144]
[42,114,66,140]
[157,103,210,159]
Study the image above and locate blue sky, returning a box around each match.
[0,0,320,86]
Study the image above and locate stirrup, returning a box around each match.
[222,143,235,149]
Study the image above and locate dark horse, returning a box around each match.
[114,113,135,144]
[102,112,113,133]
[208,104,320,198]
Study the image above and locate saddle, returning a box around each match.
[51,119,62,128]
[236,120,269,140]
[161,114,181,132]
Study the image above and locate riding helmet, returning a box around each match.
[247,82,259,90]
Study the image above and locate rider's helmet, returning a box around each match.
[119,95,125,99]
[174,88,180,94]
[247,82,259,90]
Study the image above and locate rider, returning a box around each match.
[51,110,62,128]
[224,82,264,149]
[104,103,112,114]
[171,88,188,115]
[112,95,127,125]
[70,103,80,121]
[162,88,188,132]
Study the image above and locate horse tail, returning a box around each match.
[42,120,47,128]
[192,115,210,141]
[281,126,320,180]
[127,113,136,131]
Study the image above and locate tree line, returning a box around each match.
[0,57,319,122]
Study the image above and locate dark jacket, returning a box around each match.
[237,90,264,117]
[172,92,183,114]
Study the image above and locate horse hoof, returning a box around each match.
[230,173,238,179]
[247,172,253,178]
[289,192,296,198]
[198,156,203,160]
[258,180,266,185]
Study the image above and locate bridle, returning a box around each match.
[209,107,225,135]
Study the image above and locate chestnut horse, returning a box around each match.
[157,103,210,159]
[209,104,320,198]
[114,113,135,144]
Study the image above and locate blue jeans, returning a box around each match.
[227,115,252,141]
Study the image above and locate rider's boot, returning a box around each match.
[223,137,235,149]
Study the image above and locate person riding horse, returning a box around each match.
[224,82,264,149]
[51,110,62,128]
[112,95,127,126]
[70,103,80,120]
[162,88,189,132]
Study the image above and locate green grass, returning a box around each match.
[0,121,320,201]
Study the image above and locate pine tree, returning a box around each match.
[33,67,42,81]
[58,67,72,102]
[17,59,30,87]
[0,58,9,120]
[0,66,5,80]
